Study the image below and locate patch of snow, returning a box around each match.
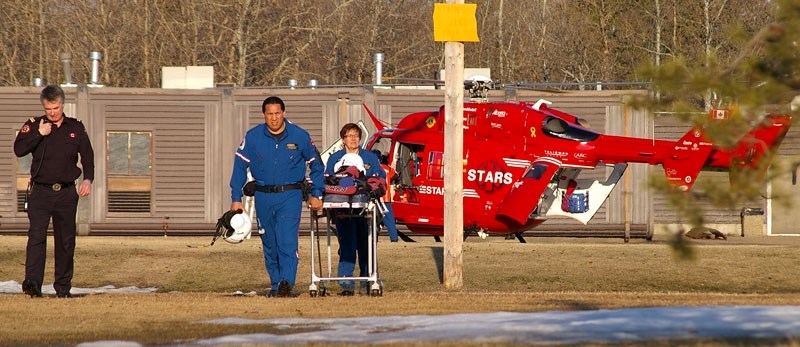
[75,341,144,347]
[183,306,800,345]
[0,280,157,295]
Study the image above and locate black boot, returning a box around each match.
[56,289,72,298]
[277,280,293,298]
[22,279,43,298]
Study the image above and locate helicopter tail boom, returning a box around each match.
[704,114,792,170]
[662,114,791,190]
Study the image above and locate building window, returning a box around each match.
[107,131,152,214]
[16,151,32,212]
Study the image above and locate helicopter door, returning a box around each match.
[367,136,393,165]
[496,159,561,225]
[542,163,627,224]
[394,142,424,186]
[392,142,424,203]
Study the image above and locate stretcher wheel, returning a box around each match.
[370,288,383,297]
[320,287,328,297]
[309,290,317,297]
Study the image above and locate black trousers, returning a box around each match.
[25,184,79,292]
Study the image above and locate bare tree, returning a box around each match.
[0,1,65,85]
[0,0,778,88]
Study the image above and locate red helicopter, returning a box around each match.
[354,94,791,241]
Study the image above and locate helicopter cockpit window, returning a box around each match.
[395,142,424,187]
[542,116,599,142]
[525,163,550,180]
[428,151,444,180]
[370,137,392,164]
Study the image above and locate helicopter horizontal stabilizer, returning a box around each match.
[662,127,714,191]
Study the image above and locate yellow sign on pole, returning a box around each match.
[433,3,479,42]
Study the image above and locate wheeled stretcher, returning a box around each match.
[308,193,384,296]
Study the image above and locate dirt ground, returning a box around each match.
[1,234,800,346]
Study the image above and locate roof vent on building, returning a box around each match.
[89,51,104,87]
[60,52,76,87]
[374,53,384,85]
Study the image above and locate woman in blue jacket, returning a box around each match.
[325,123,384,295]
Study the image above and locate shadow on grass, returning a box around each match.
[542,299,602,311]
[429,246,443,284]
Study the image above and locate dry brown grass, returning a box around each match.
[2,234,800,346]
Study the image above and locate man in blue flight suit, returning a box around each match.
[324,123,385,295]
[230,96,324,298]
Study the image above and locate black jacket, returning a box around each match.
[14,115,95,184]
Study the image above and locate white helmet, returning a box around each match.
[333,153,365,173]
[215,210,253,244]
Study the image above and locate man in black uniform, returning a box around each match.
[13,85,95,298]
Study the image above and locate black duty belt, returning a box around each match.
[255,182,303,193]
[33,181,75,192]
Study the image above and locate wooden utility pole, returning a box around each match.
[442,29,465,289]
[433,1,478,289]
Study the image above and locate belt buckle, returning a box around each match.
[52,183,61,191]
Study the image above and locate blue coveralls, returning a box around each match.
[382,202,400,242]
[324,148,385,289]
[230,121,324,292]
[380,164,400,242]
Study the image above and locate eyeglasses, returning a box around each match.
[344,134,360,139]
